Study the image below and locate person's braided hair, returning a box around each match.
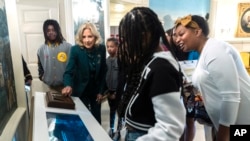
[43,19,65,44]
[117,7,178,117]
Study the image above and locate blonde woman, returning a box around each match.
[62,22,106,124]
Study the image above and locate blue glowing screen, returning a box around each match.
[46,112,94,141]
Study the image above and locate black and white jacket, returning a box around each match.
[125,51,186,141]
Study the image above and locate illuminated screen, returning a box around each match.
[46,112,93,141]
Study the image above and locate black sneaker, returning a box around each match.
[108,129,114,138]
[112,131,121,141]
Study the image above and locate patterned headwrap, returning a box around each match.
[175,15,200,29]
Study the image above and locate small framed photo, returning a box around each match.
[236,3,250,37]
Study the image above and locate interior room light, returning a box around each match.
[114,4,125,12]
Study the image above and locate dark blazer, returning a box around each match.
[22,56,33,85]
[63,44,107,97]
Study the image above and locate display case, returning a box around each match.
[32,92,112,141]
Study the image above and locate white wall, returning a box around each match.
[109,0,148,26]
[210,0,250,52]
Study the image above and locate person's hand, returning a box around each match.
[25,79,32,86]
[108,93,116,100]
[61,86,72,96]
[96,93,103,104]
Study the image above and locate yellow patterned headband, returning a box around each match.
[175,15,199,29]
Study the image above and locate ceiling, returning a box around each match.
[109,0,148,26]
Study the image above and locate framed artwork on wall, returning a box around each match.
[236,3,250,37]
[72,0,105,42]
[0,0,18,135]
[149,0,210,31]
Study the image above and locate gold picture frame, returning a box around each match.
[236,3,250,37]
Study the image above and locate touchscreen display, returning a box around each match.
[46,112,93,141]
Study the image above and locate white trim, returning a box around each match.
[0,108,26,141]
[104,0,110,42]
[62,0,75,44]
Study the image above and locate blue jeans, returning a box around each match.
[108,92,117,129]
[125,129,147,141]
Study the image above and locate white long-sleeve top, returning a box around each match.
[192,38,250,130]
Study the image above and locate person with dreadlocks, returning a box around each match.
[117,7,186,141]
[37,19,71,92]
[175,14,250,141]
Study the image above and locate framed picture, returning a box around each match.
[236,3,250,37]
[149,0,210,31]
[0,0,18,135]
[72,0,105,41]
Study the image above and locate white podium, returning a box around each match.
[32,92,112,141]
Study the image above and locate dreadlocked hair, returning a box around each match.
[117,70,141,117]
[43,19,65,44]
[118,7,176,80]
[117,7,178,117]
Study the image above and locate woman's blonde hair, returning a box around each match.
[75,22,103,46]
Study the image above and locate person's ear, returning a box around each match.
[195,28,202,37]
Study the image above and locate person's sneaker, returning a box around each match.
[112,131,121,141]
[108,129,114,138]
